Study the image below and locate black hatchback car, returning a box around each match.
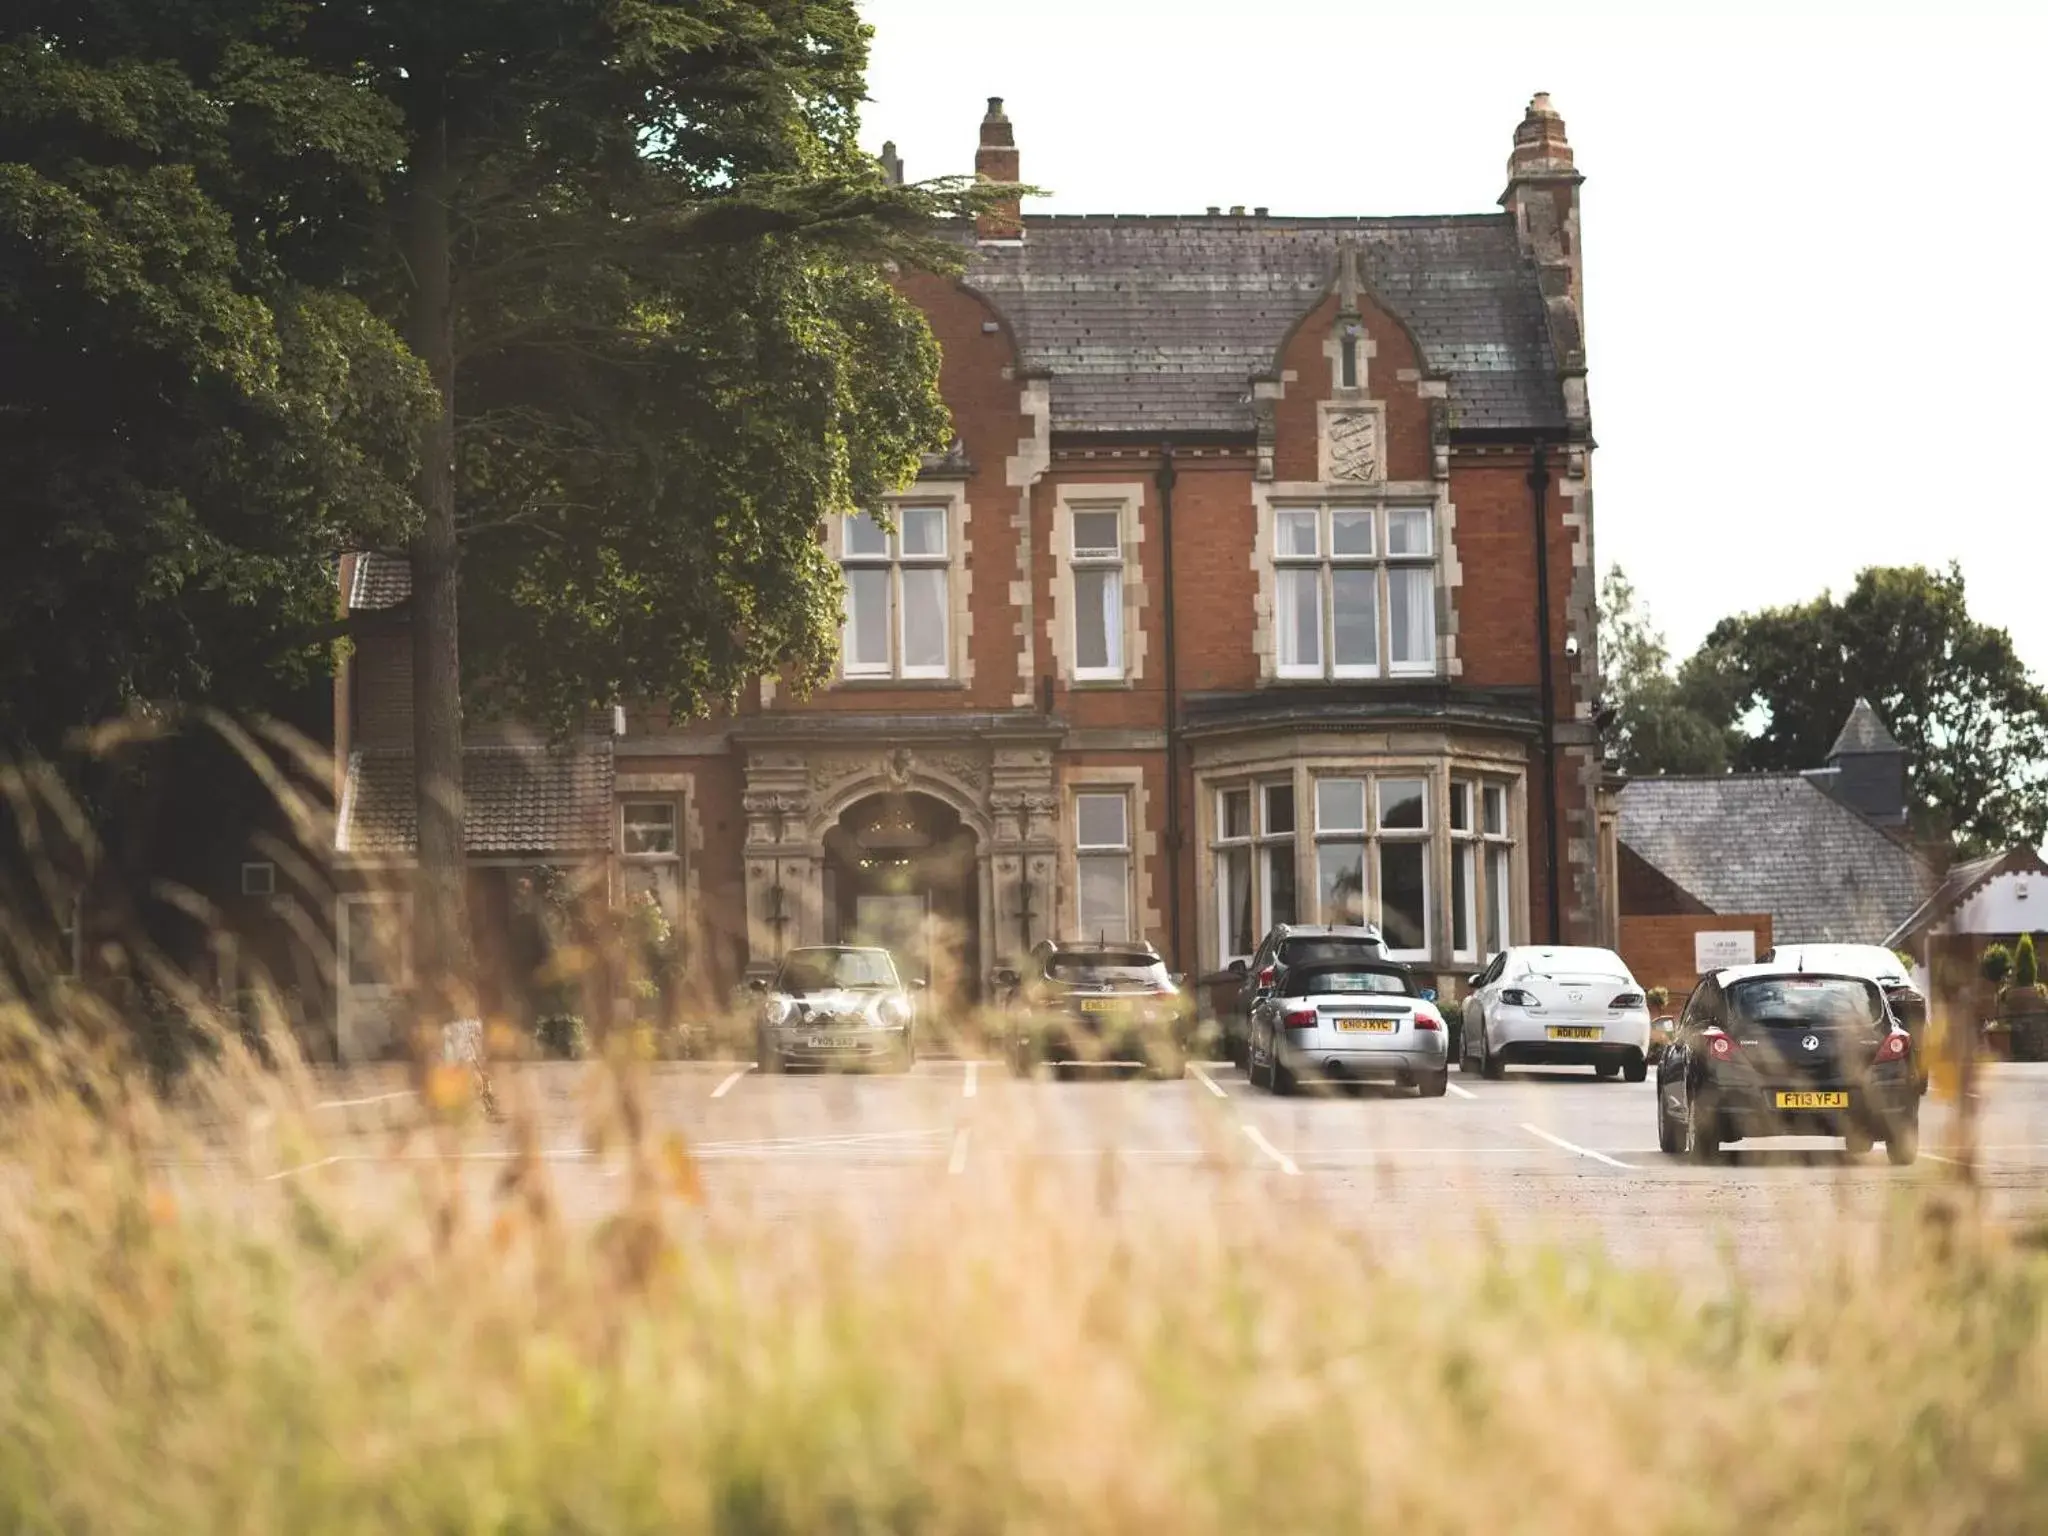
[995,939,1193,1078]
[1656,965,1919,1164]
[1221,923,1390,1069]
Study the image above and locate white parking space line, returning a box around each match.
[1520,1123,1635,1170]
[1188,1064,1230,1099]
[710,1065,755,1099]
[313,1091,416,1110]
[1241,1123,1301,1176]
[1446,1082,1478,1100]
[963,1061,978,1100]
[948,1127,971,1175]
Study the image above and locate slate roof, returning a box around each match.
[338,744,614,858]
[1829,697,1903,758]
[347,553,411,611]
[1618,774,1931,946]
[1886,846,2048,946]
[960,214,1567,435]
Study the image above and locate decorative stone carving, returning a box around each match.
[808,755,873,796]
[1327,410,1380,481]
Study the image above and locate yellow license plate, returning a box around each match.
[1335,1018,1398,1033]
[1775,1091,1849,1110]
[1079,999,1127,1013]
[1546,1026,1601,1040]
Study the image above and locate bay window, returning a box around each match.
[1273,503,1437,679]
[1213,782,1296,964]
[841,505,950,679]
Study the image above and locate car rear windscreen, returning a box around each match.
[1727,976,1882,1028]
[1049,953,1165,985]
[1284,965,1415,998]
[1281,938,1386,968]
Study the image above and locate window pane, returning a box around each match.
[1276,508,1320,558]
[1485,845,1512,952]
[1379,777,1427,831]
[622,801,678,855]
[1387,506,1432,556]
[1330,507,1374,556]
[900,566,948,671]
[845,567,889,670]
[1389,565,1435,667]
[1264,840,1297,928]
[1277,568,1322,671]
[1315,778,1365,832]
[1483,784,1508,837]
[1450,780,1473,833]
[1220,787,1251,841]
[898,504,947,558]
[1452,842,1476,956]
[1074,567,1121,673]
[1077,792,1128,850]
[1219,847,1253,958]
[1331,568,1378,670]
[1077,854,1130,941]
[1072,509,1120,558]
[1379,841,1428,952]
[1262,783,1295,836]
[1316,842,1366,926]
[845,511,889,558]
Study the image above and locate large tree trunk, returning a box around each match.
[406,94,476,1032]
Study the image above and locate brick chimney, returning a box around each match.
[1500,92,1587,413]
[975,96,1022,241]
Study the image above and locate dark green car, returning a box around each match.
[995,939,1193,1079]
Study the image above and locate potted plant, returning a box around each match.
[2002,934,2048,1062]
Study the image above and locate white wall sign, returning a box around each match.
[1694,930,1756,972]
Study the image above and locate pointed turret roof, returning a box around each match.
[1829,698,1902,759]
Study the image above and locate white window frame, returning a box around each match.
[1374,775,1432,961]
[839,503,953,681]
[1449,780,1480,964]
[619,798,683,920]
[1308,772,1433,962]
[1074,791,1133,942]
[1272,502,1437,680]
[1480,782,1515,958]
[1212,780,1296,967]
[1069,504,1126,681]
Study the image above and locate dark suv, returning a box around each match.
[995,939,1193,1078]
[1222,923,1390,1070]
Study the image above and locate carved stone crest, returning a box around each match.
[1326,410,1380,482]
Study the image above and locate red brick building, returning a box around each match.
[333,93,1607,1052]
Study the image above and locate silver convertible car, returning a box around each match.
[751,945,921,1072]
[1247,959,1451,1097]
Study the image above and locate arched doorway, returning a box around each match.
[822,792,980,1006]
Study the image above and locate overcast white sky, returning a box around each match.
[856,0,2048,681]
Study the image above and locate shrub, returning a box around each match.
[2015,933,2040,991]
[534,1013,586,1060]
[1645,985,1671,1013]
[1982,943,2013,987]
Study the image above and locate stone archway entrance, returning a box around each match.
[822,792,979,1005]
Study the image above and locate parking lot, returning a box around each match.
[242,1054,2048,1287]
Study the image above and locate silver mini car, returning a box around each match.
[752,945,920,1072]
[1248,958,1451,1096]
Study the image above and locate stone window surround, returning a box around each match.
[1048,482,1148,689]
[1250,481,1454,685]
[1057,764,1160,945]
[1192,746,1526,976]
[823,484,974,688]
[615,771,704,926]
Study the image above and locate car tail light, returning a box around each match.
[1609,991,1644,1009]
[1500,988,1537,1008]
[1412,1007,1443,1032]
[1257,965,1277,990]
[1703,1026,1737,1061]
[1282,1007,1317,1029]
[1873,1030,1910,1064]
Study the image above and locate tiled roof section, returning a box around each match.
[960,215,1568,435]
[1829,697,1903,758]
[1618,775,1932,946]
[347,553,411,611]
[339,744,614,857]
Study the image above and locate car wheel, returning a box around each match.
[1480,1026,1506,1081]
[1459,1019,1482,1075]
[1656,1082,1681,1156]
[1684,1082,1721,1164]
[1623,1052,1649,1084]
[1009,1035,1036,1078]
[1843,1125,1874,1158]
[1885,1117,1920,1167]
[1417,1068,1449,1099]
[1151,1042,1187,1081]
[888,1035,916,1074]
[1595,1061,1621,1080]
[1270,1043,1298,1098]
[1229,1029,1250,1073]
[756,1035,783,1074]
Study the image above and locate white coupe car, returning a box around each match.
[1460,945,1651,1081]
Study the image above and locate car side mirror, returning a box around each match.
[1653,1016,1675,1032]
[746,976,770,993]
[1466,973,1482,988]
[1420,988,1438,1003]
[1169,972,1186,988]
[992,968,1019,989]
[911,978,928,992]
[1228,958,1247,977]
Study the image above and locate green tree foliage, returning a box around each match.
[1596,567,1733,776]
[2015,933,2040,992]
[1981,943,2013,987]
[1692,565,2048,854]
[0,12,433,753]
